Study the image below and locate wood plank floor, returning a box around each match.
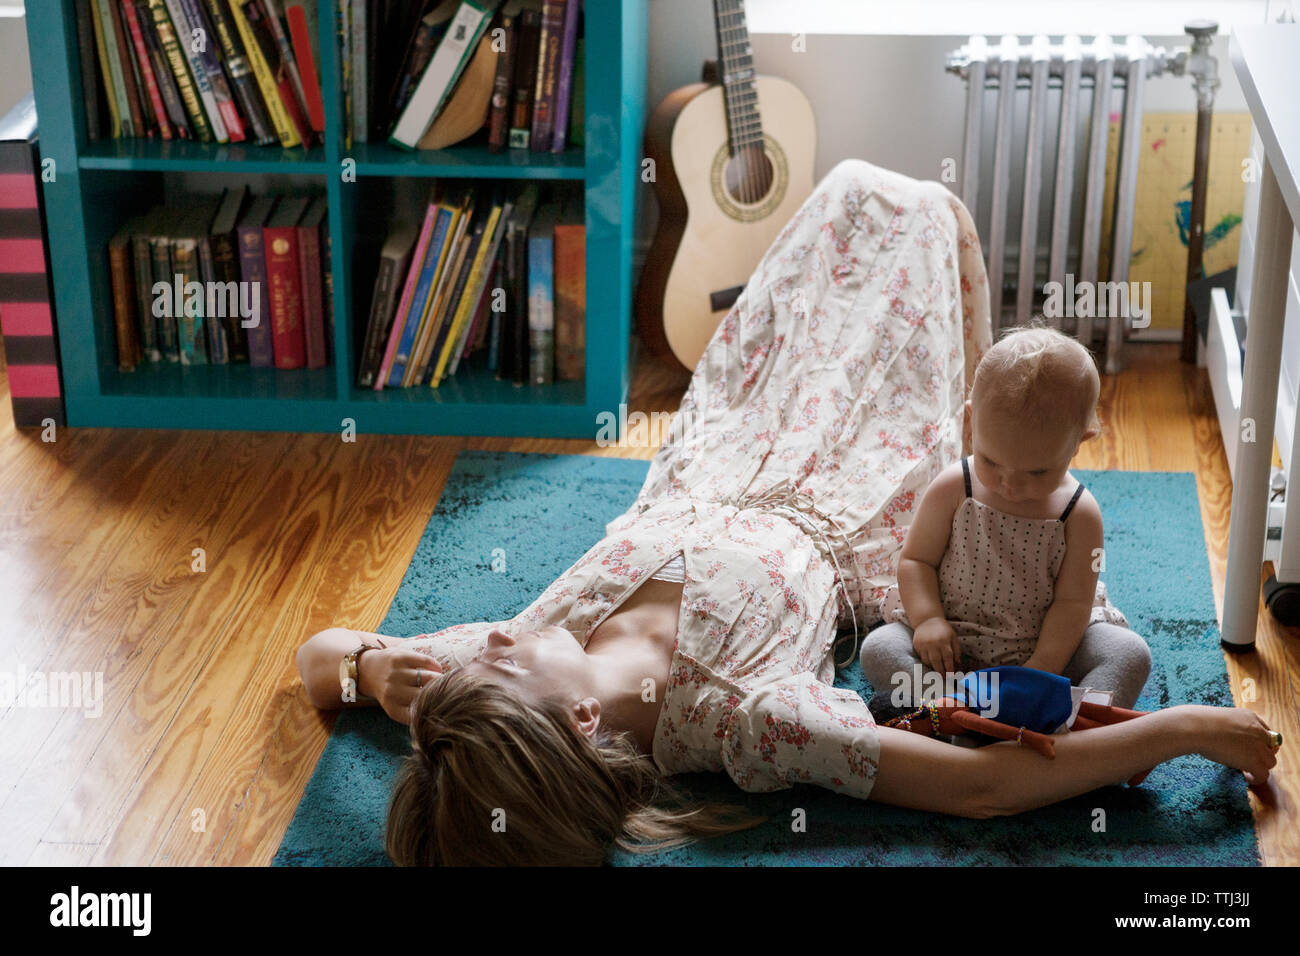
[1,342,1295,866]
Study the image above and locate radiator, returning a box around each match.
[947,35,1188,373]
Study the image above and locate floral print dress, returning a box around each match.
[405,158,993,801]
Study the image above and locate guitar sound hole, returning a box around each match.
[723,144,775,205]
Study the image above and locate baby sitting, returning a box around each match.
[860,323,1151,710]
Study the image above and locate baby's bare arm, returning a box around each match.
[1023,490,1104,674]
[896,462,965,628]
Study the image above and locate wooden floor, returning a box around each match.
[0,342,1295,866]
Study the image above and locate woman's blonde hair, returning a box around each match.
[970,318,1101,439]
[385,666,767,866]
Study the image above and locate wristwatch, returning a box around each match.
[340,641,381,703]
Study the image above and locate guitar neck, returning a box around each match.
[712,0,763,153]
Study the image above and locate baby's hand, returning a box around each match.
[914,617,963,675]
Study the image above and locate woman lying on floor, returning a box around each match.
[297,159,1278,866]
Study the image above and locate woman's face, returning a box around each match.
[463,625,593,704]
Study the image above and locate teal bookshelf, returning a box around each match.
[26,0,648,438]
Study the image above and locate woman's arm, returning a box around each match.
[1022,491,1103,675]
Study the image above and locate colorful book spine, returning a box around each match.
[358,223,416,388]
[553,211,585,380]
[200,0,276,146]
[410,201,474,386]
[121,0,172,139]
[108,224,141,370]
[296,198,327,369]
[285,3,326,134]
[389,12,447,132]
[529,0,566,152]
[228,0,301,147]
[263,217,306,369]
[180,0,246,141]
[389,0,493,150]
[0,100,66,428]
[387,206,452,387]
[95,0,134,136]
[236,201,275,367]
[163,0,229,142]
[251,0,313,141]
[135,0,191,137]
[76,0,104,141]
[146,0,215,142]
[527,204,558,384]
[89,0,122,137]
[427,214,486,386]
[445,200,511,380]
[349,0,367,143]
[172,230,207,365]
[375,199,437,389]
[486,10,517,152]
[549,0,581,153]
[111,0,150,137]
[507,8,541,148]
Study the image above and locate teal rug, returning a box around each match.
[273,451,1259,866]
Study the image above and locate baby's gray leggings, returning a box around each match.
[859,621,1152,710]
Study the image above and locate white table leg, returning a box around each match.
[1222,156,1296,649]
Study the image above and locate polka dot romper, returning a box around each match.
[879,456,1128,668]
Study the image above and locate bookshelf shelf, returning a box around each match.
[347,138,585,180]
[28,0,648,439]
[78,139,332,174]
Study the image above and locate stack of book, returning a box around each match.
[108,188,332,371]
[76,0,326,148]
[345,0,584,152]
[358,180,585,389]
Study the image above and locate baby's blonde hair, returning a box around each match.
[970,320,1101,439]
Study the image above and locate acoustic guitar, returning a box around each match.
[636,0,816,371]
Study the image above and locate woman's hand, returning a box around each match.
[913,617,963,675]
[358,646,445,725]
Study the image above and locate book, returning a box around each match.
[388,2,455,134]
[296,196,328,369]
[386,195,456,387]
[173,197,222,364]
[207,185,250,362]
[285,3,326,134]
[445,193,512,380]
[468,252,497,353]
[349,0,367,143]
[485,5,517,152]
[407,189,475,386]
[506,5,540,148]
[131,207,163,360]
[76,1,105,141]
[388,0,493,150]
[228,0,301,146]
[375,191,438,388]
[358,220,419,387]
[552,197,584,380]
[195,200,230,364]
[135,0,192,138]
[148,208,181,360]
[95,0,134,136]
[112,0,151,138]
[200,0,276,145]
[529,0,565,152]
[424,201,487,385]
[549,0,580,153]
[120,0,172,139]
[109,219,142,370]
[162,0,230,142]
[89,0,122,138]
[242,0,313,146]
[496,182,538,382]
[180,0,246,141]
[338,0,352,148]
[526,200,558,383]
[262,196,309,369]
[236,195,276,366]
[146,0,215,141]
